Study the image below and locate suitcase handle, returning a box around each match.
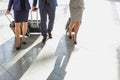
[31,10,39,27]
[5,13,14,23]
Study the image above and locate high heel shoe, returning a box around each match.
[74,41,77,44]
[16,46,20,50]
[22,37,26,45]
[16,44,21,50]
[68,35,72,39]
[22,42,26,45]
[16,38,21,50]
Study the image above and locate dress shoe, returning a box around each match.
[16,38,21,50]
[48,32,52,38]
[22,37,26,45]
[16,44,21,50]
[74,41,77,45]
[22,42,26,45]
[16,46,20,50]
[68,35,72,39]
[42,37,47,43]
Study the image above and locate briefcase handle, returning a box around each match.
[31,9,39,27]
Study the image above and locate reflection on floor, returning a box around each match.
[47,35,74,80]
[0,34,45,80]
[0,37,15,65]
[0,0,120,80]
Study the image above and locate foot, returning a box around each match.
[74,41,77,44]
[68,31,72,39]
[68,35,72,39]
[16,43,21,50]
[48,32,52,38]
[42,37,47,43]
[16,46,21,50]
[22,37,26,45]
[16,38,21,50]
[22,42,26,45]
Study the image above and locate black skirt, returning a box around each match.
[14,10,29,22]
[13,0,29,22]
[21,0,25,10]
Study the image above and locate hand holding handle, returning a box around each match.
[32,7,38,11]
[5,10,11,15]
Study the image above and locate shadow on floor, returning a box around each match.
[0,34,40,65]
[0,39,45,80]
[0,37,16,65]
[117,46,120,80]
[107,0,120,2]
[20,34,40,49]
[47,34,75,80]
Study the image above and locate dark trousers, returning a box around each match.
[40,3,56,37]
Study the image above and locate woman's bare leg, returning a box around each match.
[68,21,75,38]
[22,22,28,44]
[74,21,80,44]
[15,22,21,48]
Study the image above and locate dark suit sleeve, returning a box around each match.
[7,0,13,11]
[33,0,37,7]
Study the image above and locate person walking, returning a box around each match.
[68,0,84,44]
[32,0,57,43]
[6,0,31,50]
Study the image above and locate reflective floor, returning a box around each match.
[0,0,120,80]
[0,35,44,80]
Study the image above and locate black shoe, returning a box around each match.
[22,42,26,45]
[22,37,26,45]
[48,32,52,38]
[74,41,77,45]
[16,44,21,50]
[16,47,20,50]
[69,35,72,39]
[42,37,47,43]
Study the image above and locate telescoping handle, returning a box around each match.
[5,13,14,23]
[31,9,39,27]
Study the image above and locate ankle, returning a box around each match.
[22,37,26,42]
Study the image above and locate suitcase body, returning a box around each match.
[28,20,41,33]
[28,10,41,34]
[5,10,41,36]
[5,14,30,36]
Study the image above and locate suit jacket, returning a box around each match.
[7,0,31,11]
[33,0,57,9]
[70,0,84,8]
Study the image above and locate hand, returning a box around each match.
[6,10,10,14]
[32,7,38,11]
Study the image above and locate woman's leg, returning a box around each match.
[73,21,80,44]
[22,22,28,43]
[15,22,21,48]
[68,21,75,38]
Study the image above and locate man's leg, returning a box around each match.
[40,8,47,43]
[47,6,56,38]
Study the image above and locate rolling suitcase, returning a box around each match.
[28,10,41,34]
[5,13,30,36]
